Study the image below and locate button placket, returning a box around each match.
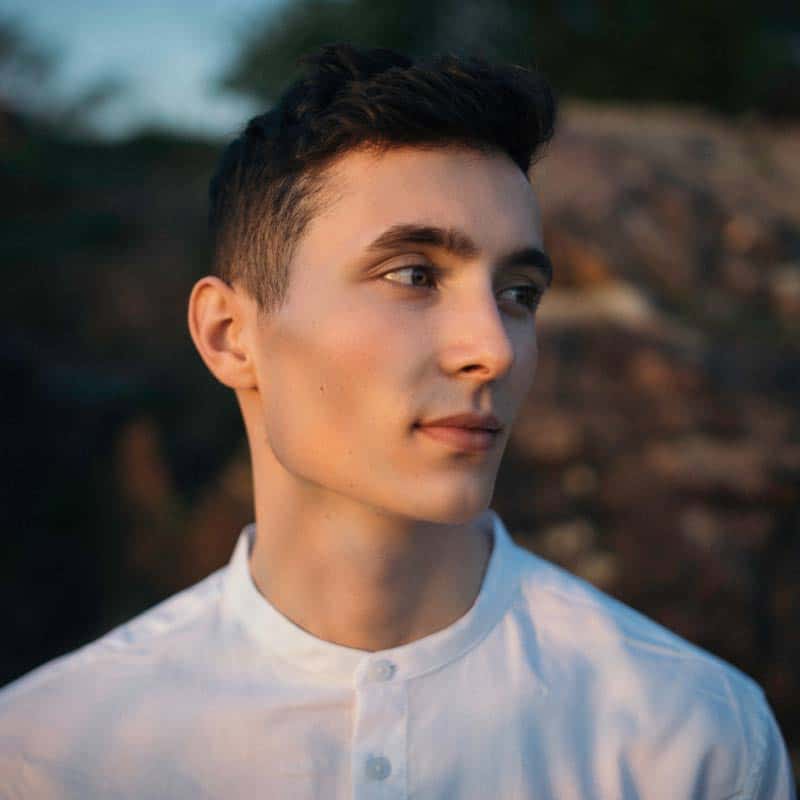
[365,754,392,781]
[367,659,396,683]
[352,660,407,799]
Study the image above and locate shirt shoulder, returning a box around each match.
[0,567,226,751]
[0,567,231,798]
[506,542,796,799]
[509,540,755,685]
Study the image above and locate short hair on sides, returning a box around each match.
[208,41,559,315]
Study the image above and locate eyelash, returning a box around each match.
[382,265,545,311]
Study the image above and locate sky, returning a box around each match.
[2,0,286,139]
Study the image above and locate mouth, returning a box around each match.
[414,423,500,453]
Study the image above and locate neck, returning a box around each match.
[237,389,496,652]
[248,500,494,652]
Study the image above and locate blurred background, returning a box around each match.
[1,0,798,786]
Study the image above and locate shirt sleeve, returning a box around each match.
[747,689,796,800]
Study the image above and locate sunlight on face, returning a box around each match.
[249,146,547,525]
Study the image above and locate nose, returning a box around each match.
[436,283,520,381]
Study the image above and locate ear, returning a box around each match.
[187,276,257,390]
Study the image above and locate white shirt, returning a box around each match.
[0,510,794,799]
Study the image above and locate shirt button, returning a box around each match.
[367,659,396,682]
[365,755,391,781]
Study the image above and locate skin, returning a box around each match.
[188,144,547,652]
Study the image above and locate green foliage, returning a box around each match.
[219,0,800,117]
[530,0,796,114]
[220,0,460,102]
[0,15,57,101]
[0,15,129,137]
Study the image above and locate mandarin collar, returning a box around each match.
[220,509,520,686]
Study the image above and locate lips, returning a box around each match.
[416,412,503,432]
[415,423,499,453]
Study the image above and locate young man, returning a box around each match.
[0,43,794,799]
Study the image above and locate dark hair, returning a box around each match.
[209,42,558,314]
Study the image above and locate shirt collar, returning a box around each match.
[220,508,520,686]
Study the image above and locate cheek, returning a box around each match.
[526,332,539,372]
[532,337,540,382]
[263,305,415,451]
[513,330,538,404]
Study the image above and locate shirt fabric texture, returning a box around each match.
[0,509,795,799]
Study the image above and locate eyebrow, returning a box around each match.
[363,223,553,287]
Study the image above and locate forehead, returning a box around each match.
[304,145,543,258]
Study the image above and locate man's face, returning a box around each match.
[245,145,549,525]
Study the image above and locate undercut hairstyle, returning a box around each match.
[209,42,558,314]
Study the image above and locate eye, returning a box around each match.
[504,284,545,311]
[382,264,436,290]
[381,264,544,312]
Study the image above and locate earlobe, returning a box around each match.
[187,276,257,390]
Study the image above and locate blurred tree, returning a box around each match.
[219,0,800,118]
[0,15,129,137]
[0,16,56,103]
[529,0,798,115]
[217,0,561,101]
